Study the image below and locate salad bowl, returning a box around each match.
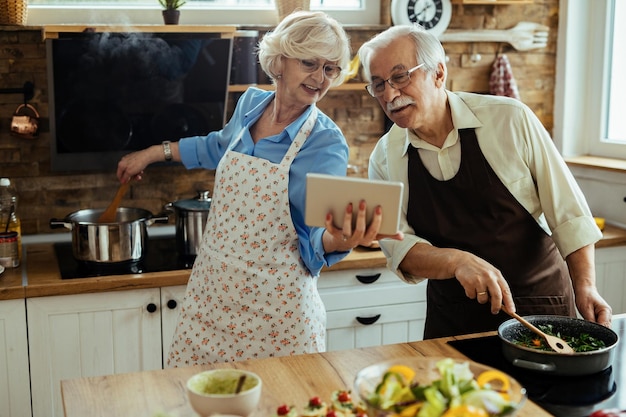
[354,356,527,417]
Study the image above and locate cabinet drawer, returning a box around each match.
[319,267,398,289]
[326,301,426,329]
[320,281,426,311]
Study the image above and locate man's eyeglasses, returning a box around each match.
[298,59,342,80]
[365,63,426,97]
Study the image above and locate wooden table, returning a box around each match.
[61,333,554,417]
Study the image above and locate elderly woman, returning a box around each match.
[117,11,394,365]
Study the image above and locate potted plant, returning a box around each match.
[159,0,186,25]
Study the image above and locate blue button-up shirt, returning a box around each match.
[178,87,350,275]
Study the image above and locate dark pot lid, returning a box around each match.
[171,191,212,211]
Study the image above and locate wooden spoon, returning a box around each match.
[502,306,575,354]
[97,181,130,223]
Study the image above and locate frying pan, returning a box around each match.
[498,315,619,376]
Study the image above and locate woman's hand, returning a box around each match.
[323,200,403,253]
[116,145,161,183]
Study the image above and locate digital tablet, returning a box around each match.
[305,173,404,235]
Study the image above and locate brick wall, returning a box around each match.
[0,0,558,235]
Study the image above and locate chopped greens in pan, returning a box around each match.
[513,324,607,352]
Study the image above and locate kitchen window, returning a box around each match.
[28,0,361,6]
[27,0,380,25]
[555,0,626,161]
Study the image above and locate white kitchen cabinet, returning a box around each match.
[0,298,32,417]
[27,288,166,417]
[319,268,427,351]
[160,284,187,364]
[595,246,626,315]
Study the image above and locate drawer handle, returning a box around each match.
[356,314,381,325]
[355,273,381,284]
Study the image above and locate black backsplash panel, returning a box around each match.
[47,32,232,171]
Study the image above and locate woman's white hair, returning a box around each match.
[358,24,447,83]
[258,10,352,87]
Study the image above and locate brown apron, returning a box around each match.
[407,128,575,339]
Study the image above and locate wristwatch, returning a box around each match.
[162,141,173,162]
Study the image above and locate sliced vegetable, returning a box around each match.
[441,405,489,417]
[418,386,448,417]
[365,359,518,417]
[476,370,511,400]
[388,364,417,385]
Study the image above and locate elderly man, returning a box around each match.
[357,24,612,339]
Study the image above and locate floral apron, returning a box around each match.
[167,108,325,366]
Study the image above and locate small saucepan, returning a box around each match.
[498,315,619,376]
[164,191,212,259]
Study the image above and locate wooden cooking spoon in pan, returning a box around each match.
[501,306,575,354]
[98,181,131,223]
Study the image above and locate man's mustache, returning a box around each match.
[387,96,415,112]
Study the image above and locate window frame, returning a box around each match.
[26,1,381,26]
[554,0,624,160]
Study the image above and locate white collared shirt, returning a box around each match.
[369,90,602,282]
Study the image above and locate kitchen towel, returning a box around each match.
[489,54,521,100]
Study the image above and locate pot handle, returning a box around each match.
[146,212,170,227]
[511,358,557,372]
[49,218,72,230]
[163,202,174,212]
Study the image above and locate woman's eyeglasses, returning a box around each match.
[365,63,426,97]
[298,59,342,80]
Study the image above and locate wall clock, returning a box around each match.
[390,0,453,38]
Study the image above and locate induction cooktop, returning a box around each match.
[54,236,193,279]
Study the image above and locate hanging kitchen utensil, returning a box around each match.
[98,181,131,223]
[502,306,575,354]
[439,21,549,51]
[11,103,40,139]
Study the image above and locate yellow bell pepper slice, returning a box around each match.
[441,405,489,417]
[476,369,511,400]
[399,402,422,417]
[387,365,416,385]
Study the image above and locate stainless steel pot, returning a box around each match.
[498,315,619,376]
[164,191,212,258]
[50,207,168,263]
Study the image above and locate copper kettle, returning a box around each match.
[11,103,39,139]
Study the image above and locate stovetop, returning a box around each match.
[448,316,625,417]
[54,236,193,279]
